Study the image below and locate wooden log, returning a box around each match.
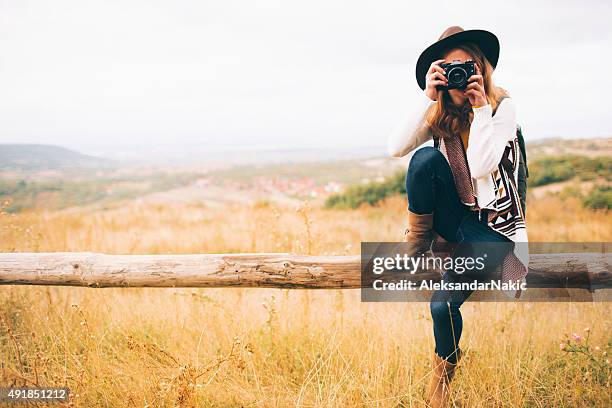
[0,252,361,288]
[0,252,610,291]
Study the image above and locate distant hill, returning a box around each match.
[526,137,611,159]
[0,144,113,171]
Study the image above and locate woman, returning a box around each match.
[387,26,529,407]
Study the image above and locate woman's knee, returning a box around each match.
[407,146,445,180]
[410,146,443,169]
[406,147,440,190]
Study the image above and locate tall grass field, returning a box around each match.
[1,190,610,407]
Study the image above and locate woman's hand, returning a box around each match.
[464,64,487,107]
[424,59,447,101]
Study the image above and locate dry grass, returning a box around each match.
[1,193,611,407]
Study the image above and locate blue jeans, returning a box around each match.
[405,146,513,363]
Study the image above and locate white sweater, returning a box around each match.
[387,92,518,210]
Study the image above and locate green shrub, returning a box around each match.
[582,185,612,210]
[529,158,576,186]
[324,171,405,209]
[528,155,612,187]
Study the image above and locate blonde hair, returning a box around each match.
[426,42,508,141]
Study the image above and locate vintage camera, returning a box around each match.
[437,60,475,90]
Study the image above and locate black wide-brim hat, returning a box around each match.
[415,26,500,90]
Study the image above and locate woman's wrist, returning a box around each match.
[472,102,490,110]
[472,103,492,119]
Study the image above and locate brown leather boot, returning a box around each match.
[425,349,461,408]
[403,210,435,257]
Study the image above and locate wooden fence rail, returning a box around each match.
[0,252,610,292]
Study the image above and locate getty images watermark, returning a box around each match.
[360,242,611,302]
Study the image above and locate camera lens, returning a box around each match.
[447,67,467,85]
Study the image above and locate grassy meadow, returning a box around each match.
[1,184,611,407]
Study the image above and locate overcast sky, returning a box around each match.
[0,0,610,152]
